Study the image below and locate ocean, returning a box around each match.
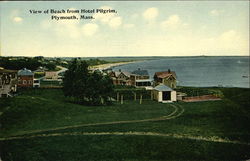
[112,56,250,88]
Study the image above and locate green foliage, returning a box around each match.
[176,86,221,97]
[34,72,45,78]
[0,57,41,71]
[42,62,56,71]
[0,57,58,71]
[86,58,109,66]
[63,59,114,105]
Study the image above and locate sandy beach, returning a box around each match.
[89,61,141,71]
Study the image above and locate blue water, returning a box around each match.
[113,57,250,88]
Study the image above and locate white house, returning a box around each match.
[153,84,177,103]
[33,79,40,88]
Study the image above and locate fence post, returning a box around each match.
[134,92,136,101]
[140,94,142,104]
[117,92,119,102]
[121,95,123,104]
[151,90,153,100]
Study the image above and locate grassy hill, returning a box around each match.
[0,88,249,161]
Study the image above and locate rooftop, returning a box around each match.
[154,70,177,79]
[18,68,33,76]
[154,84,173,91]
[131,68,149,76]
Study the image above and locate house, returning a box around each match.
[130,68,153,87]
[33,79,40,88]
[18,68,34,88]
[0,69,18,97]
[45,71,62,81]
[152,84,177,103]
[109,70,131,85]
[154,69,177,89]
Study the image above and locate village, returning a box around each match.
[0,57,249,161]
[0,59,220,103]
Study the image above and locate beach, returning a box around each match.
[89,61,141,71]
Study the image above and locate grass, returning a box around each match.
[40,80,62,87]
[0,87,250,161]
[0,89,174,137]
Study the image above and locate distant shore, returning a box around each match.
[89,61,142,70]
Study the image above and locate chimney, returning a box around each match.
[168,69,171,73]
[119,69,121,72]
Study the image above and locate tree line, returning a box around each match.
[0,57,56,71]
[63,59,114,105]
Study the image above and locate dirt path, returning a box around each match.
[1,131,249,146]
[1,104,183,138]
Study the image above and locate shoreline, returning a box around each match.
[89,60,142,71]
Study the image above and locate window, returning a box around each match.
[23,80,27,84]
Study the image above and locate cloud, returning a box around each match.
[131,13,139,19]
[210,9,224,16]
[13,16,23,23]
[109,17,122,28]
[40,8,84,39]
[93,6,123,29]
[161,15,187,29]
[82,23,99,36]
[124,23,135,29]
[143,7,158,21]
[219,30,238,42]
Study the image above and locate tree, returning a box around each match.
[63,59,114,105]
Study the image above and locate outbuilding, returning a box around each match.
[153,84,177,103]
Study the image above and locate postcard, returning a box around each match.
[0,1,249,161]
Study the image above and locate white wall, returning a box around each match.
[171,91,177,101]
[158,91,162,102]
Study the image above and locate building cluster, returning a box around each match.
[0,68,41,97]
[1,65,179,103]
[108,68,178,103]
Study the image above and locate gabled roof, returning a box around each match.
[114,71,121,77]
[109,71,121,78]
[18,68,33,76]
[131,69,149,76]
[122,71,131,77]
[154,70,177,79]
[154,84,173,91]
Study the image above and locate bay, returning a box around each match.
[112,56,249,88]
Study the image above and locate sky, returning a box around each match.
[0,1,249,57]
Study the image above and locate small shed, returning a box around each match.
[153,84,177,103]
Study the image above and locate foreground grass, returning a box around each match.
[1,135,249,161]
[0,88,250,161]
[0,89,174,137]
